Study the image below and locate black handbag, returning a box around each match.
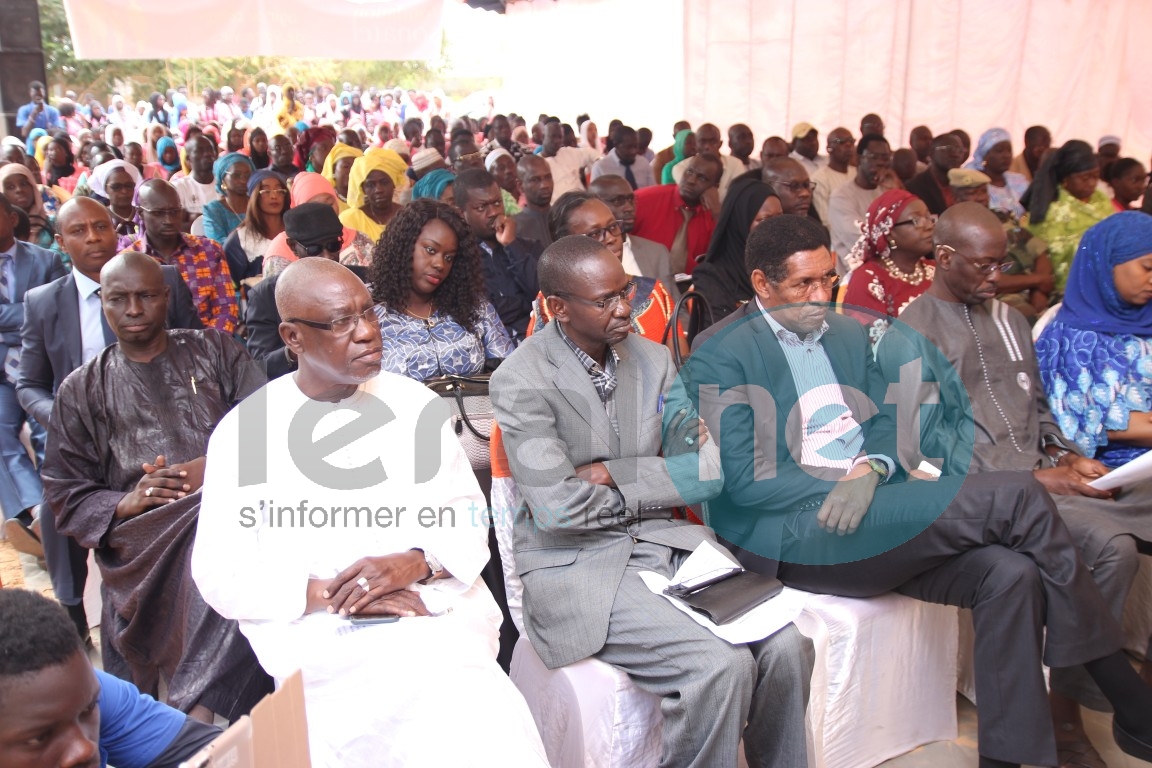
[661,290,714,369]
[422,359,504,472]
[423,373,493,472]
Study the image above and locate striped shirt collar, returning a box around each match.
[556,321,619,403]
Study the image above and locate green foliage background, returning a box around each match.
[39,0,443,99]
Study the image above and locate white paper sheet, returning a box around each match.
[639,541,805,644]
[1086,449,1152,490]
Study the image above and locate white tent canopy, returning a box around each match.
[63,0,1152,159]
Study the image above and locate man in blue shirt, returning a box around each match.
[16,82,62,154]
[0,589,220,768]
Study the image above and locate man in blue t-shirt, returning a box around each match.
[0,590,220,768]
[16,81,62,154]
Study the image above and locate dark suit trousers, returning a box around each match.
[777,471,1120,767]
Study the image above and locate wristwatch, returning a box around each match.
[412,548,444,583]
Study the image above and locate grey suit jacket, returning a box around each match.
[16,267,201,425]
[491,322,724,669]
[628,234,680,301]
[0,241,67,377]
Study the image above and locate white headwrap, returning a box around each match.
[89,159,142,200]
[484,147,513,172]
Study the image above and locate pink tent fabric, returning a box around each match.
[63,0,444,60]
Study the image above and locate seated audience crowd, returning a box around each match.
[1,76,1152,768]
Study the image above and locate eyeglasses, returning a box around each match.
[862,152,892,162]
[581,220,623,243]
[554,280,637,312]
[601,194,635,208]
[257,188,288,196]
[106,182,136,193]
[783,274,840,296]
[894,214,938,229]
[139,207,183,220]
[285,302,383,335]
[773,180,815,194]
[828,137,855,146]
[296,239,344,257]
[937,245,1015,274]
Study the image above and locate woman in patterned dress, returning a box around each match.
[369,199,514,382]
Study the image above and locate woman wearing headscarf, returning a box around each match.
[1033,213,1152,699]
[42,135,83,194]
[1022,139,1114,292]
[690,177,781,326]
[0,163,62,251]
[320,142,364,211]
[104,124,125,155]
[339,149,407,242]
[293,126,337,174]
[201,152,256,243]
[967,128,1030,218]
[151,135,182,180]
[842,189,937,343]
[247,126,270,170]
[222,169,288,287]
[89,159,143,237]
[578,120,600,155]
[411,168,456,203]
[1037,212,1152,467]
[483,147,521,215]
[260,172,375,276]
[660,128,697,185]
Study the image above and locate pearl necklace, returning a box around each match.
[880,254,928,285]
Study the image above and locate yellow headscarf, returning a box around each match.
[34,135,52,168]
[320,143,364,209]
[345,150,408,211]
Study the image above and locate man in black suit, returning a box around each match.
[245,203,368,380]
[454,168,539,344]
[0,192,65,550]
[686,214,1152,768]
[15,197,199,640]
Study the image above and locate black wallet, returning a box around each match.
[665,569,784,625]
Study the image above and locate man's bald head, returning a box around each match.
[137,179,179,208]
[931,202,1010,306]
[695,123,722,155]
[933,201,1004,251]
[100,250,163,286]
[538,235,615,298]
[99,251,169,348]
[762,158,812,216]
[275,258,366,322]
[56,196,112,231]
[276,259,382,393]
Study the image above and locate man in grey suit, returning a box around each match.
[491,235,813,768]
[591,174,680,300]
[14,197,199,640]
[0,191,65,543]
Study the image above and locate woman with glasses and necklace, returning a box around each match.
[222,170,288,287]
[88,159,143,237]
[525,190,676,344]
[370,199,514,382]
[842,189,937,344]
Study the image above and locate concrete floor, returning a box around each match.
[5,539,1151,768]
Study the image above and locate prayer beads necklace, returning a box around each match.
[963,305,1023,453]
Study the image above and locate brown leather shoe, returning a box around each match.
[3,516,43,558]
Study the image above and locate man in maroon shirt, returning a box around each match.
[631,153,721,276]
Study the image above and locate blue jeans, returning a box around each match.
[0,380,43,519]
